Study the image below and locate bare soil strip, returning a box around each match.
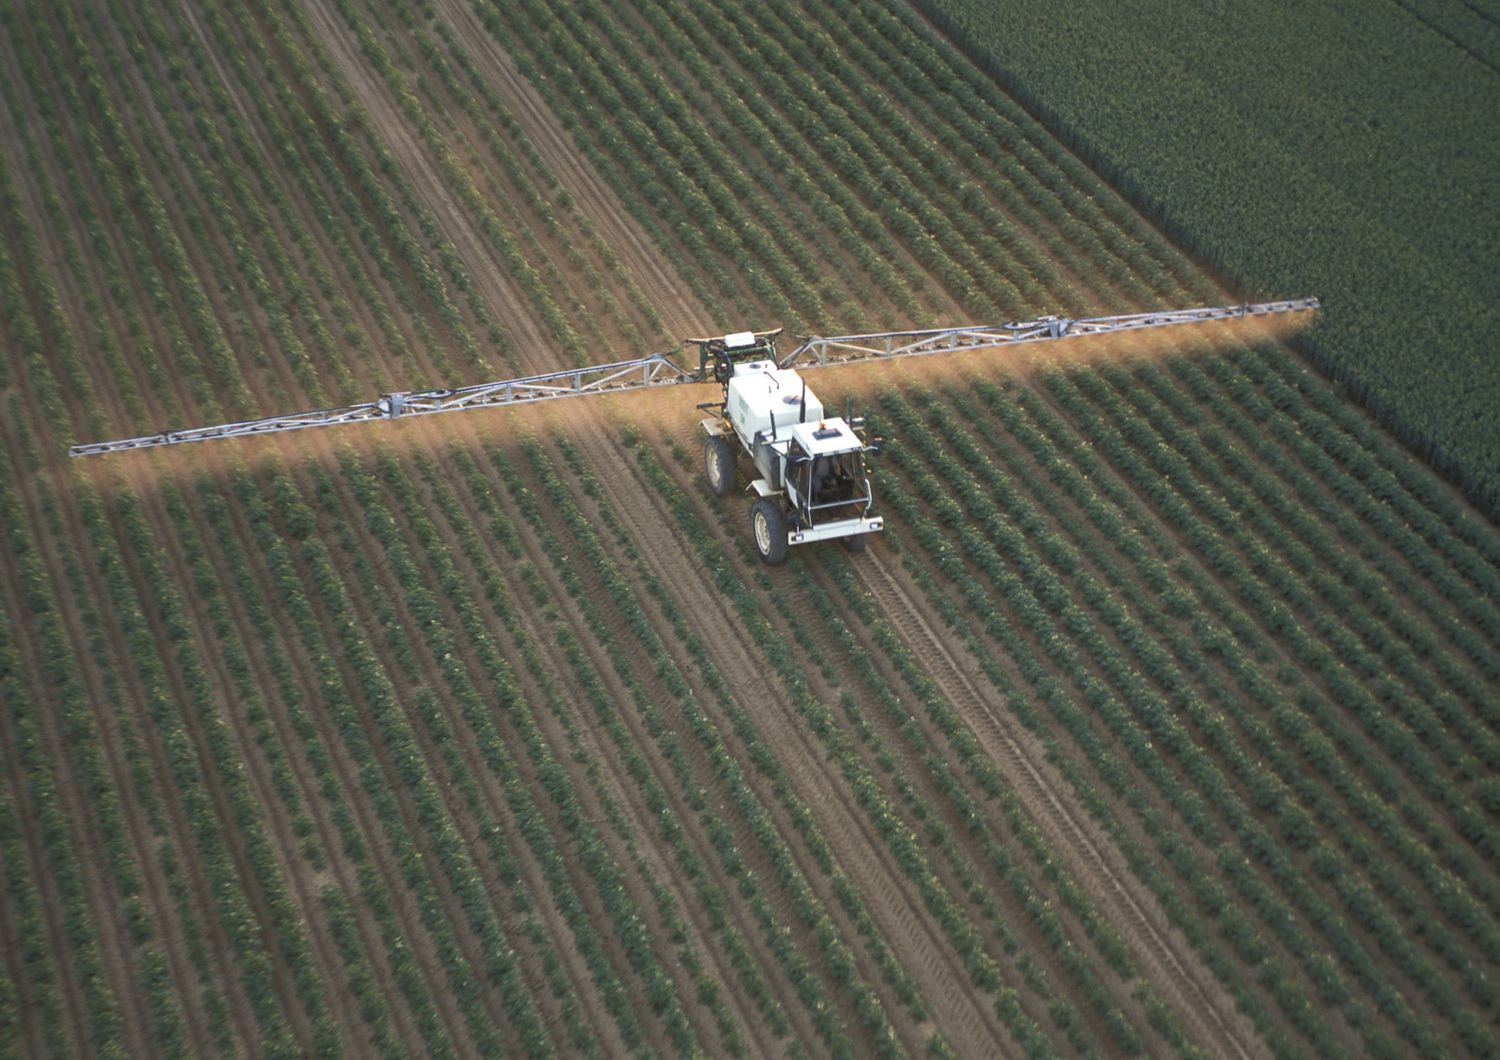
[299,0,576,377]
[857,544,1265,1059]
[569,410,1027,1057]
[428,0,709,343]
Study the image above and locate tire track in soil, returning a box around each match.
[416,433,772,1057]
[853,545,1264,1060]
[427,0,709,342]
[771,558,1103,1044]
[295,0,564,380]
[563,410,1018,1059]
[676,429,1139,1053]
[572,434,946,1057]
[297,0,568,377]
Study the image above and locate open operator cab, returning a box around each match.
[695,331,882,565]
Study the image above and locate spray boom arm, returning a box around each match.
[778,298,1319,369]
[68,299,1317,457]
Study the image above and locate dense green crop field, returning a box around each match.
[912,0,1500,512]
[2,0,1498,1057]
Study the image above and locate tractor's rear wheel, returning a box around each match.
[704,435,735,497]
[841,531,868,553]
[750,499,788,566]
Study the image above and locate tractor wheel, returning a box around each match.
[704,435,735,497]
[750,499,789,566]
[841,531,868,553]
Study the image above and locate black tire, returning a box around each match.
[750,499,789,566]
[841,532,868,552]
[704,435,735,497]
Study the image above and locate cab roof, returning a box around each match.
[791,417,861,456]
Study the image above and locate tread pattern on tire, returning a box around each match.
[751,498,788,565]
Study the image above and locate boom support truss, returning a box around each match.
[68,354,694,457]
[779,298,1320,370]
[69,299,1317,458]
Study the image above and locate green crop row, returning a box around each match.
[330,455,685,1055]
[872,440,1351,1057]
[192,477,446,1054]
[0,480,116,1060]
[961,380,1500,988]
[653,434,1159,1046]
[541,438,943,1040]
[1048,366,1500,868]
[975,382,1500,930]
[876,371,1500,1055]
[635,435,1119,1056]
[497,439,888,1055]
[414,442,742,1054]
[227,470,488,1055]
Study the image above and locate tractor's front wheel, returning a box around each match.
[750,499,789,566]
[704,435,735,497]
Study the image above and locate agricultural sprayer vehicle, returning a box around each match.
[695,329,882,563]
[69,299,1320,565]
